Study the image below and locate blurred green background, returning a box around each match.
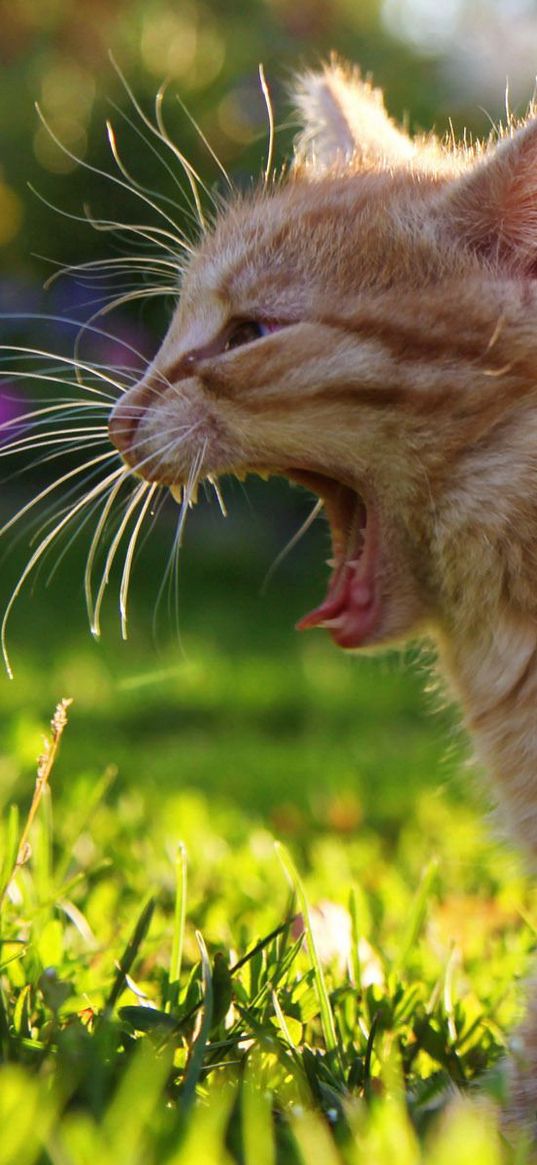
[3,0,537,276]
[1,0,536,837]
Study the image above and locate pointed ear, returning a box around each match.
[444,119,537,275]
[291,60,416,172]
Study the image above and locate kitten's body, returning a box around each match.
[108,64,537,1129]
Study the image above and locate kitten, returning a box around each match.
[108,62,537,1131]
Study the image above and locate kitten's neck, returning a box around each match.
[438,600,537,863]
[431,411,537,861]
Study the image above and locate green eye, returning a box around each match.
[224,320,271,351]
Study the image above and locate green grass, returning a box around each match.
[0,486,535,1163]
[2,487,463,826]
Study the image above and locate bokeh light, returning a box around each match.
[2,0,537,298]
[382,0,465,52]
[0,182,23,246]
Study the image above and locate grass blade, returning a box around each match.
[180,930,213,1113]
[165,841,187,1014]
[0,699,72,909]
[104,895,155,1013]
[275,842,342,1073]
[242,1050,276,1165]
[0,806,19,909]
[396,858,439,973]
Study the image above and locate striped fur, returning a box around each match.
[109,62,537,1133]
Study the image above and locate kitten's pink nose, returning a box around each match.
[108,392,142,462]
[109,351,198,466]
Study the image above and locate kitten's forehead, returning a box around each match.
[179,190,314,322]
[186,188,308,301]
[180,170,452,318]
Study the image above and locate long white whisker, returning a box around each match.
[176,439,207,548]
[151,499,183,646]
[119,483,158,639]
[154,87,206,231]
[259,64,275,185]
[0,402,109,436]
[43,477,129,589]
[0,351,140,391]
[0,322,154,390]
[106,418,205,478]
[84,472,130,634]
[0,365,116,404]
[82,213,188,255]
[0,449,117,538]
[0,418,107,443]
[34,103,189,253]
[91,480,150,640]
[172,506,183,645]
[29,184,187,257]
[25,460,119,547]
[174,91,234,196]
[151,442,205,647]
[12,455,125,576]
[107,95,203,223]
[78,284,179,320]
[106,120,194,246]
[0,430,108,459]
[70,292,157,394]
[44,276,173,306]
[1,463,124,678]
[261,499,324,594]
[109,56,210,232]
[3,442,112,504]
[42,254,181,290]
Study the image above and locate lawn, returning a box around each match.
[0,479,535,1163]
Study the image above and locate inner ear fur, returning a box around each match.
[291,60,416,172]
[443,118,537,275]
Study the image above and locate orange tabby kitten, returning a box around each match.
[108,62,537,1130]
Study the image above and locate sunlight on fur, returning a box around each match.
[2,57,537,1137]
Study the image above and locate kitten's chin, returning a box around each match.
[284,469,383,649]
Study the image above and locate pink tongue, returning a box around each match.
[296,563,355,630]
[296,561,377,647]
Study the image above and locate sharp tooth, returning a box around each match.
[208,475,228,518]
[235,470,247,482]
[326,558,337,569]
[170,484,183,505]
[257,470,270,481]
[187,482,199,508]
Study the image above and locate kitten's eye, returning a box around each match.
[224,320,272,351]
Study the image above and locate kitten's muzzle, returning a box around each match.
[108,398,143,464]
[108,353,198,469]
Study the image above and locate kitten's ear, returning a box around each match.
[292,61,416,172]
[445,119,537,274]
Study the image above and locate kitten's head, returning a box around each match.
[109,62,537,649]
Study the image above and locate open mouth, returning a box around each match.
[284,468,381,649]
[169,465,382,648]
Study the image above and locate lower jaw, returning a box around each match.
[296,559,383,648]
[166,461,384,647]
[320,595,383,649]
[294,486,382,648]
